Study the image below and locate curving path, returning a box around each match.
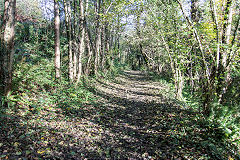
[77,70,209,159]
[1,70,234,159]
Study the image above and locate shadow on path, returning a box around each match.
[1,70,238,159]
[82,70,237,159]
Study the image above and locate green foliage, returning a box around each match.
[184,88,240,153]
[224,66,240,105]
[10,53,92,112]
[98,59,129,80]
[0,0,3,15]
[16,0,43,21]
[209,104,240,145]
[1,19,92,116]
[1,0,240,158]
[147,71,178,103]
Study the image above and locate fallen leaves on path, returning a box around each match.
[0,70,238,159]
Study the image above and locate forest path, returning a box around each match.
[79,70,205,159]
[1,70,219,159]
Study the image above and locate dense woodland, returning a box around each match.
[0,0,240,159]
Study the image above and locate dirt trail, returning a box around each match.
[2,70,229,159]
[95,70,172,105]
[82,70,202,159]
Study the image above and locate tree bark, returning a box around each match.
[85,30,93,75]
[54,0,61,80]
[84,0,94,75]
[63,0,74,82]
[0,0,16,97]
[73,0,78,80]
[94,0,101,74]
[217,0,233,102]
[76,0,85,83]
[189,0,200,92]
[191,0,200,23]
[136,8,148,67]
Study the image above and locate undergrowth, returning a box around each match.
[0,47,129,117]
[147,70,240,159]
[1,44,239,159]
[1,49,93,118]
[183,85,240,158]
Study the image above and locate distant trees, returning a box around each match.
[54,0,128,80]
[0,0,16,97]
[122,0,240,117]
[177,0,237,115]
[16,0,43,22]
[1,0,123,86]
[1,0,239,118]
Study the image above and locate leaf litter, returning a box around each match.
[0,70,238,159]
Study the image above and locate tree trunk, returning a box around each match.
[94,0,101,74]
[136,7,148,68]
[0,0,16,97]
[54,0,61,80]
[73,0,78,80]
[64,0,73,82]
[105,23,110,58]
[76,0,85,83]
[191,0,200,23]
[217,0,233,103]
[102,23,110,70]
[175,69,184,100]
[84,0,94,75]
[189,0,200,92]
[100,3,106,70]
[85,31,93,75]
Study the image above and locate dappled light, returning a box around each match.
[1,71,238,159]
[0,0,240,159]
